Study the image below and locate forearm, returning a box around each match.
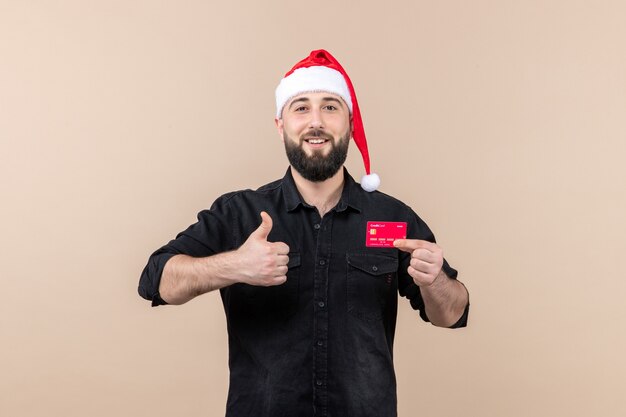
[159,251,242,305]
[420,270,469,327]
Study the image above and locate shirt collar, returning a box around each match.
[282,166,362,213]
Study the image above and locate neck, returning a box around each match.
[290,166,345,217]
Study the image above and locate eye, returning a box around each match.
[324,105,337,111]
[294,106,308,112]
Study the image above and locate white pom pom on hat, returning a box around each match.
[275,49,380,192]
[360,173,381,192]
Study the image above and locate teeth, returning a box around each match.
[308,139,326,144]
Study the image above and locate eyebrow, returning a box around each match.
[288,96,344,110]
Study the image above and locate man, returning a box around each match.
[139,49,469,417]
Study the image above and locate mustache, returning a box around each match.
[301,130,333,141]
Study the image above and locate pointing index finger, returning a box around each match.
[393,239,436,253]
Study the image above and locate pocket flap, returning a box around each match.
[347,253,398,276]
[287,252,301,269]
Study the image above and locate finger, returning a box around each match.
[392,239,415,253]
[272,241,290,255]
[260,276,286,287]
[407,266,432,284]
[276,254,289,267]
[251,211,273,240]
[274,265,288,276]
[412,248,438,263]
[271,275,287,285]
[393,239,436,253]
[410,258,436,274]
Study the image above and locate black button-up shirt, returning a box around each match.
[139,167,469,417]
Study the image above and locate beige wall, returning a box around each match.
[2,1,625,416]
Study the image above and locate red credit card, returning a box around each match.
[365,221,407,247]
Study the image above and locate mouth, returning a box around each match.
[304,138,330,145]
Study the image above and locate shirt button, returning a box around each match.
[317,340,323,346]
[319,260,326,266]
[318,301,325,308]
[314,223,321,230]
[372,265,378,272]
[316,380,323,386]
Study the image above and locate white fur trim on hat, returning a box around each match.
[275,66,353,118]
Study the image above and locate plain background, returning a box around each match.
[1,1,625,416]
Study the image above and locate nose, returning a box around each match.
[308,108,323,130]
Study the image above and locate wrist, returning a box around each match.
[207,250,245,287]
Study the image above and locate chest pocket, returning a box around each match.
[346,252,398,322]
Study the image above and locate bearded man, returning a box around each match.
[139,49,469,417]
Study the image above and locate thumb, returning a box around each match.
[251,211,273,240]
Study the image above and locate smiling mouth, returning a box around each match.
[304,138,330,144]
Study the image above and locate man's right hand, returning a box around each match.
[158,211,288,304]
[235,211,290,286]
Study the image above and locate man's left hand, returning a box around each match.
[393,239,444,287]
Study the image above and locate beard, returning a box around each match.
[283,129,350,182]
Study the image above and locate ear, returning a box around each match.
[275,117,284,142]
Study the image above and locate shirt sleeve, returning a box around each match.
[137,193,238,307]
[397,205,469,328]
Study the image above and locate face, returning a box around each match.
[276,92,352,182]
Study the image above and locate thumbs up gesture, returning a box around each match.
[393,239,444,287]
[235,211,290,286]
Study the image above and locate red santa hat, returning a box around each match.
[275,49,380,192]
